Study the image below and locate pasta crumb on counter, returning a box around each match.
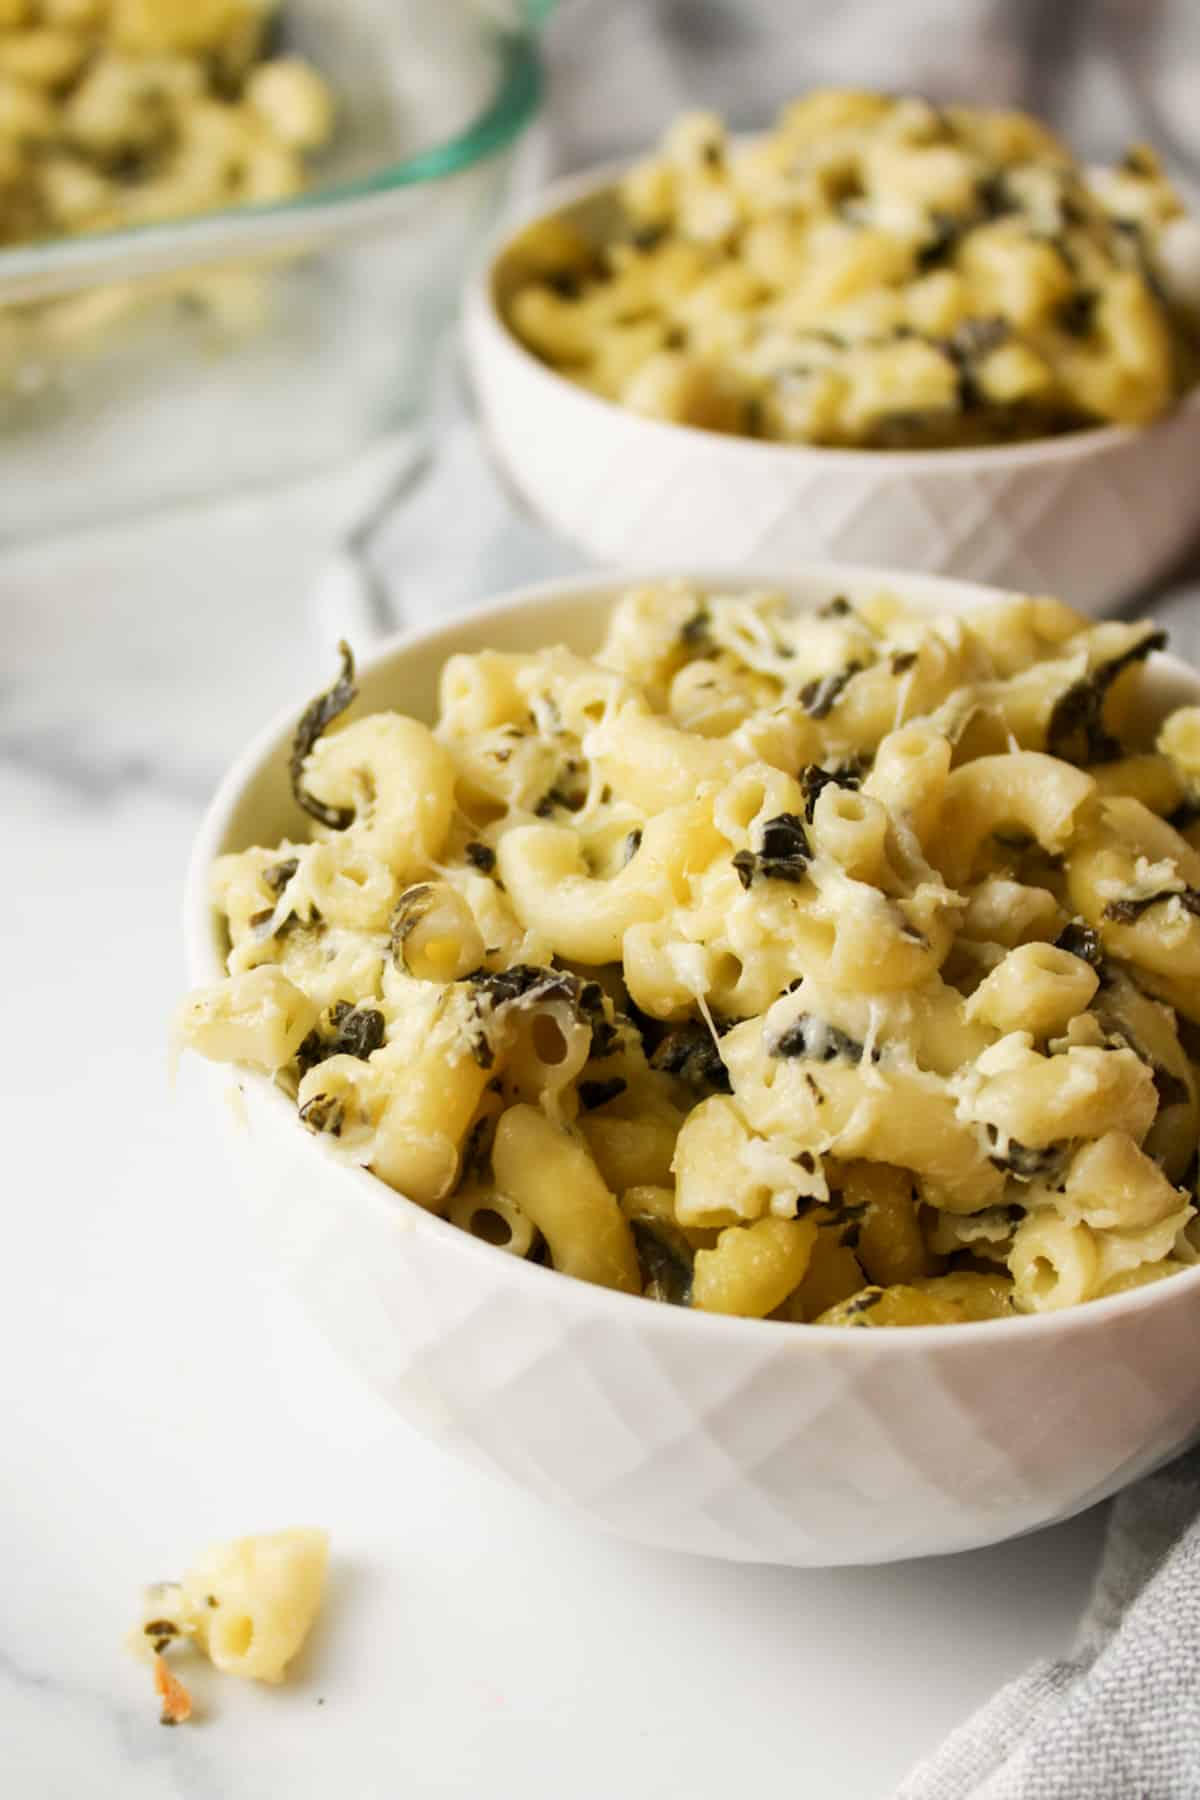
[503,89,1198,447]
[177,580,1200,1325]
[130,1526,330,1722]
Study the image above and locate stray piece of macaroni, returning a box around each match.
[131,1526,329,1721]
[179,581,1200,1326]
[505,90,1199,447]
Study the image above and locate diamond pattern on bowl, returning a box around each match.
[249,1094,1200,1564]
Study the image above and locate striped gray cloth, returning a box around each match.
[373,9,1200,1792]
[896,1447,1200,1798]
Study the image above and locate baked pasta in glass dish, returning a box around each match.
[0,0,333,248]
[178,580,1200,1327]
[505,90,1200,447]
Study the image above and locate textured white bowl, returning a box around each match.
[465,162,1200,613]
[186,565,1200,1566]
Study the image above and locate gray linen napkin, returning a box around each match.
[896,1448,1200,1799]
[368,8,1200,1794]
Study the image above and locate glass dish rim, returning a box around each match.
[0,22,542,288]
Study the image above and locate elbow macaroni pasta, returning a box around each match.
[503,90,1197,447]
[131,1526,329,1704]
[179,578,1200,1325]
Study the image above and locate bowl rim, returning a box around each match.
[0,24,541,299]
[185,560,1200,1348]
[471,153,1200,473]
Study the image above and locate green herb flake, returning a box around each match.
[800,761,862,821]
[1056,288,1099,337]
[578,1077,627,1110]
[842,1288,884,1317]
[1103,888,1200,925]
[464,842,496,874]
[297,1002,385,1076]
[798,663,863,720]
[769,1014,877,1065]
[263,857,299,895]
[1045,627,1166,764]
[732,811,812,889]
[679,608,713,650]
[650,1023,732,1094]
[629,1217,694,1306]
[985,1128,1066,1181]
[299,1094,345,1137]
[289,641,358,830]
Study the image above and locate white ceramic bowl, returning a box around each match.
[186,564,1200,1566]
[465,162,1200,613]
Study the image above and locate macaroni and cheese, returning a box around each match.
[179,582,1200,1327]
[0,0,332,247]
[505,90,1198,447]
[0,0,333,370]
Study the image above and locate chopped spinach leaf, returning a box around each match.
[798,663,863,720]
[916,210,964,271]
[630,224,667,252]
[769,1014,876,1064]
[1046,628,1167,764]
[389,884,434,965]
[1056,288,1098,337]
[578,1077,627,1111]
[986,1127,1066,1181]
[298,1094,345,1137]
[544,268,582,300]
[650,1022,732,1093]
[466,964,617,1066]
[1103,887,1200,924]
[296,1001,385,1076]
[263,857,299,894]
[1168,799,1200,835]
[1054,919,1105,969]
[842,1287,884,1317]
[679,608,713,651]
[459,1112,497,1182]
[1154,1066,1190,1111]
[630,1217,694,1306]
[289,641,358,830]
[800,761,863,821]
[976,170,1016,218]
[732,810,812,889]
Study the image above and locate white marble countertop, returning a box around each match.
[12,455,1181,1800]
[8,4,1200,1782]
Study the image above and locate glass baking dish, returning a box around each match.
[0,0,546,542]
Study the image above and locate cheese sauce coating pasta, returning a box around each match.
[179,582,1200,1326]
[504,89,1198,447]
